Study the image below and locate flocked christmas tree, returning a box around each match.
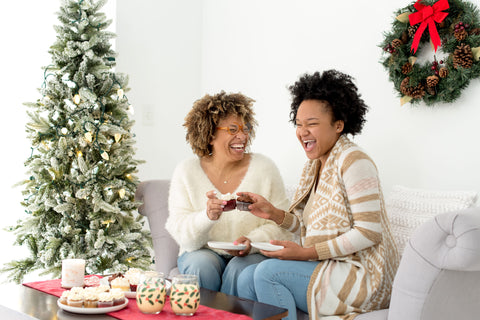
[3,0,152,283]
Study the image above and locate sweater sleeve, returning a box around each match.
[165,161,217,252]
[242,155,293,242]
[314,154,383,260]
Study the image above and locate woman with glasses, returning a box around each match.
[237,70,399,319]
[165,91,292,296]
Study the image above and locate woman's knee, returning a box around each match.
[237,264,258,300]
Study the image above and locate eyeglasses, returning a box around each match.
[216,122,251,135]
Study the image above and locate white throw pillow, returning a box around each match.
[385,185,478,256]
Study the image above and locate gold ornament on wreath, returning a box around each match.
[380,0,480,105]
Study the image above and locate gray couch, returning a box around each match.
[136,179,480,320]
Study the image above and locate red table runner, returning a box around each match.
[23,278,252,320]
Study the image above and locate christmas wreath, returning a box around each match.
[380,0,480,105]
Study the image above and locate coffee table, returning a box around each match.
[0,282,288,320]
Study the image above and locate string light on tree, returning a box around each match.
[73,94,81,105]
[127,104,134,115]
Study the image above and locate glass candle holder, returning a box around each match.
[170,274,200,316]
[61,259,85,288]
[136,271,166,314]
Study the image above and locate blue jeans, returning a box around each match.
[177,248,268,296]
[237,259,319,320]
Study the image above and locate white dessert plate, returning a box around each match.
[207,241,247,250]
[251,242,284,251]
[57,298,128,314]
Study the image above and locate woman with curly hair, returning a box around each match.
[237,70,399,319]
[165,91,291,296]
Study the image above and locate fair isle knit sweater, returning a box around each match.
[280,135,399,320]
[166,153,292,256]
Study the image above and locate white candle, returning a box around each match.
[61,259,85,288]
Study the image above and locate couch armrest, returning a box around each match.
[135,180,179,276]
[388,207,480,320]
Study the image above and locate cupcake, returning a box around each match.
[83,290,99,308]
[125,268,142,292]
[236,200,252,211]
[110,288,126,306]
[67,291,84,308]
[111,277,130,291]
[219,193,236,211]
[59,290,70,305]
[95,284,111,293]
[97,292,114,308]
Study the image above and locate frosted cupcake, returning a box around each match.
[125,268,142,292]
[219,193,236,211]
[67,291,84,308]
[110,288,126,306]
[83,290,99,308]
[59,290,70,305]
[97,292,114,308]
[95,285,110,293]
[111,277,130,291]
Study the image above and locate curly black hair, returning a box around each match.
[184,91,257,157]
[288,70,369,136]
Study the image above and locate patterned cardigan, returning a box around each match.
[280,135,399,320]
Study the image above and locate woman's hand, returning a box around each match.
[236,192,285,224]
[225,236,251,257]
[206,190,226,221]
[259,240,318,261]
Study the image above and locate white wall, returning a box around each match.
[116,0,203,182]
[117,0,480,196]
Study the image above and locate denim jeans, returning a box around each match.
[177,248,268,296]
[237,259,319,320]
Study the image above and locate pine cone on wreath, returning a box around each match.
[470,28,480,35]
[401,31,408,44]
[427,86,436,96]
[401,62,413,74]
[454,29,468,41]
[426,75,439,87]
[400,77,425,99]
[439,67,448,78]
[408,24,419,38]
[391,38,403,48]
[453,43,474,69]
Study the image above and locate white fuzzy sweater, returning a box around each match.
[166,153,292,255]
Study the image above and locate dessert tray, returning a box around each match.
[57,298,128,314]
[251,242,284,251]
[207,241,247,250]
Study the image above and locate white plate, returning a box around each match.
[207,241,247,250]
[251,242,284,251]
[57,298,128,314]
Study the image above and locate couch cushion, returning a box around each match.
[385,185,477,256]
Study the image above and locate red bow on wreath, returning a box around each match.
[409,0,450,53]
